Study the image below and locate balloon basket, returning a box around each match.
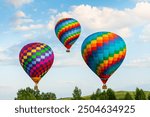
[102,84,107,90]
[66,49,70,52]
[34,85,39,91]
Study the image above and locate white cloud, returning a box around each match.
[116,27,132,38]
[131,2,150,21]
[49,8,58,14]
[0,49,15,64]
[125,57,150,67]
[48,16,55,30]
[46,2,150,68]
[48,2,150,39]
[13,10,33,26]
[15,24,45,31]
[139,24,150,42]
[6,2,150,67]
[23,33,34,39]
[13,11,45,31]
[8,0,33,8]
[15,11,26,18]
[14,18,33,26]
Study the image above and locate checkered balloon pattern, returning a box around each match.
[55,18,81,50]
[19,43,54,84]
[81,32,126,84]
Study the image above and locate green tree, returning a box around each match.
[107,88,116,100]
[124,92,133,100]
[148,93,150,100]
[72,87,82,100]
[41,92,56,100]
[15,88,36,100]
[140,89,146,100]
[95,88,101,97]
[15,87,56,100]
[26,87,41,99]
[135,88,140,100]
[90,93,96,100]
[90,88,101,100]
[99,91,109,100]
[135,88,146,100]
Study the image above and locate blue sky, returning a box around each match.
[0,0,150,99]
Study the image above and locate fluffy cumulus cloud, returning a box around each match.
[47,2,150,68]
[15,11,26,18]
[10,10,47,41]
[14,11,33,26]
[131,2,150,21]
[5,2,150,67]
[13,10,45,31]
[48,2,150,39]
[48,16,56,30]
[8,0,33,8]
[15,24,44,31]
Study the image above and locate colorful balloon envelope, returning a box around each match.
[81,32,126,89]
[55,18,81,52]
[19,42,54,90]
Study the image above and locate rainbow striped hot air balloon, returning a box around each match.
[81,32,126,89]
[19,42,54,90]
[55,18,81,52]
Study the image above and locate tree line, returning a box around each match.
[15,87,150,100]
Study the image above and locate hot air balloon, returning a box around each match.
[81,32,126,89]
[55,18,81,52]
[19,42,54,90]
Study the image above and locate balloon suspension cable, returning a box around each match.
[102,84,107,90]
[34,84,39,91]
[66,49,70,53]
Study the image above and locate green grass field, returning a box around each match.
[59,91,150,100]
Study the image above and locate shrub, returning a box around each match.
[124,92,133,100]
